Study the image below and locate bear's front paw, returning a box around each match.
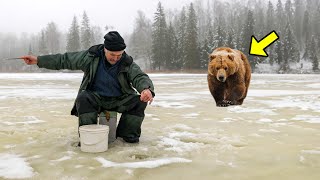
[223,100,238,105]
[222,100,232,104]
[216,101,230,107]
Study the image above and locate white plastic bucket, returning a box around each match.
[79,125,109,153]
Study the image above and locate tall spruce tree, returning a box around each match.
[200,16,214,70]
[283,22,300,72]
[165,22,177,70]
[317,6,320,54]
[285,0,294,25]
[302,10,311,60]
[282,23,291,72]
[266,1,275,65]
[205,0,213,47]
[176,7,187,70]
[66,16,80,52]
[255,5,266,37]
[226,29,235,49]
[200,28,212,70]
[310,37,319,71]
[268,45,275,66]
[151,2,167,70]
[213,23,224,49]
[294,0,303,47]
[81,11,92,50]
[91,26,103,45]
[306,0,318,36]
[274,39,283,71]
[184,3,199,70]
[45,22,60,54]
[266,1,275,32]
[276,0,285,35]
[242,10,255,70]
[207,28,214,50]
[38,30,48,55]
[28,44,33,55]
[129,10,152,69]
[235,23,243,50]
[199,38,210,70]
[169,26,179,70]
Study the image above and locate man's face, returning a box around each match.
[104,48,124,65]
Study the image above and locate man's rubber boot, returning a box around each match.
[116,114,143,143]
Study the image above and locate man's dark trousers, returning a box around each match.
[75,90,147,140]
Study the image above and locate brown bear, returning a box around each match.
[207,47,251,107]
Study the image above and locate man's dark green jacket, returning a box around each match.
[37,44,155,116]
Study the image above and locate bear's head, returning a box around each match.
[208,54,238,82]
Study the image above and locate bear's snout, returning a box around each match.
[216,70,226,82]
[218,75,225,82]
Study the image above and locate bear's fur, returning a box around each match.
[207,47,251,107]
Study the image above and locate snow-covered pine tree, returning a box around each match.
[80,11,92,50]
[45,22,60,54]
[266,1,275,33]
[276,0,285,35]
[283,22,300,72]
[273,38,283,69]
[285,0,294,25]
[242,10,255,70]
[151,2,167,70]
[128,10,152,69]
[66,16,80,52]
[90,26,103,45]
[184,3,199,70]
[294,0,303,48]
[165,22,177,70]
[315,5,320,57]
[212,23,224,49]
[310,36,319,71]
[207,28,214,51]
[302,10,311,60]
[226,29,235,49]
[176,7,187,70]
[200,36,210,70]
[266,1,276,66]
[38,30,48,55]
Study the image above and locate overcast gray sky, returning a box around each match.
[0,0,194,35]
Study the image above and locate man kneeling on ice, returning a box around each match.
[21,31,155,144]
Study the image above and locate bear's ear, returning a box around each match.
[240,51,247,61]
[228,54,234,61]
[209,54,216,61]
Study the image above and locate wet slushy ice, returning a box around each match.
[0,73,319,180]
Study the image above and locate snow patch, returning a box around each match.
[257,118,273,123]
[158,137,204,153]
[258,129,280,133]
[95,157,191,168]
[0,153,34,179]
[292,115,320,124]
[228,106,276,115]
[1,116,45,125]
[152,101,194,109]
[301,150,320,154]
[182,113,199,118]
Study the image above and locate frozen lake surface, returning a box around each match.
[0,73,319,180]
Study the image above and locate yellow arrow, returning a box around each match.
[250,31,279,57]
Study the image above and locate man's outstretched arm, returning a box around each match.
[21,51,91,71]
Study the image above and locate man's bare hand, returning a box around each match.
[140,89,153,105]
[21,55,38,65]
